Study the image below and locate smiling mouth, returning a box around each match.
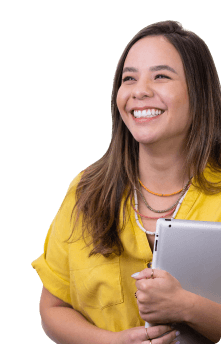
[132,109,165,118]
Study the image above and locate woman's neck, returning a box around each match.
[138,142,189,193]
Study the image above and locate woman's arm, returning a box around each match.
[182,291,221,343]
[40,287,113,344]
[40,287,179,344]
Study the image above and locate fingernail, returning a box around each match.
[131,272,140,278]
[176,331,180,337]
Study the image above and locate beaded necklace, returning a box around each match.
[137,180,190,213]
[139,178,184,196]
[133,187,190,235]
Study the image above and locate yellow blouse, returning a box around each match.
[32,168,221,332]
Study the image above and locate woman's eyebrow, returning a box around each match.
[122,67,138,74]
[122,65,177,74]
[149,65,177,74]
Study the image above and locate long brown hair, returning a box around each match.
[69,20,221,256]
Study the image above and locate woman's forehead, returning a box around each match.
[124,36,184,74]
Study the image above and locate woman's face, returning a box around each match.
[116,35,191,148]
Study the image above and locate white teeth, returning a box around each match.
[137,110,142,117]
[133,109,163,118]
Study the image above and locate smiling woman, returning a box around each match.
[32,21,221,344]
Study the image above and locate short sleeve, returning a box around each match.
[31,174,82,305]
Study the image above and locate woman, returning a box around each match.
[32,21,221,344]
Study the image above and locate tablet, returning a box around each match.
[152,218,221,303]
[151,218,221,344]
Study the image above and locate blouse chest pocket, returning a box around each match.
[69,244,124,309]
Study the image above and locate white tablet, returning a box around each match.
[151,218,221,344]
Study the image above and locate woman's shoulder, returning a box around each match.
[67,171,84,193]
[58,171,85,215]
[203,165,221,183]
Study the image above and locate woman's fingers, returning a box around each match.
[112,325,180,344]
[143,325,180,344]
[144,329,180,344]
[132,268,164,280]
[145,325,173,339]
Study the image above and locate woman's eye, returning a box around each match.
[122,76,135,82]
[155,74,171,80]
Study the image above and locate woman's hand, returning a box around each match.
[111,325,180,344]
[132,268,190,324]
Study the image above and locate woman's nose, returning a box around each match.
[131,80,154,99]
